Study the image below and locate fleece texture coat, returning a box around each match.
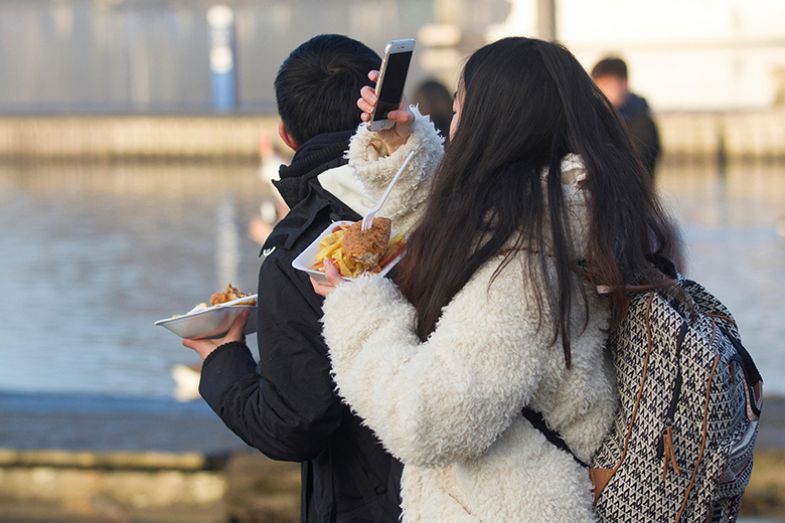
[320,111,618,522]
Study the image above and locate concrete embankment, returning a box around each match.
[0,392,299,522]
[1,393,783,521]
[660,110,785,161]
[0,449,228,518]
[0,115,279,162]
[0,110,783,161]
[0,449,300,523]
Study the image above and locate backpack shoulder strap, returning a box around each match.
[521,407,588,468]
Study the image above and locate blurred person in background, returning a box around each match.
[184,34,403,523]
[592,56,661,179]
[592,56,684,271]
[248,133,290,245]
[411,79,454,142]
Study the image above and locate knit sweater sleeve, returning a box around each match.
[321,254,551,468]
[345,106,443,235]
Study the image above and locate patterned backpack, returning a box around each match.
[590,257,763,522]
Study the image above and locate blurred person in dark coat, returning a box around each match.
[592,57,685,271]
[592,57,661,179]
[411,79,454,143]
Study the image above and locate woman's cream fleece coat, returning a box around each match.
[321,110,618,522]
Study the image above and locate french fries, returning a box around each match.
[312,222,406,277]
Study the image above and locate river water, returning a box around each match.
[0,160,783,399]
[0,162,267,398]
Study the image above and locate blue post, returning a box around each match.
[207,5,237,112]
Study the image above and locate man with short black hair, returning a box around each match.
[592,56,661,178]
[188,34,402,522]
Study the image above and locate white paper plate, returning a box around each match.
[154,294,258,339]
[292,221,404,283]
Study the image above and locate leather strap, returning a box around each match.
[521,407,588,468]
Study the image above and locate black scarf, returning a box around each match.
[272,129,354,209]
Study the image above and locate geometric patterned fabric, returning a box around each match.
[592,278,762,523]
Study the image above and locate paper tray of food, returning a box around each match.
[155,283,257,340]
[292,218,406,283]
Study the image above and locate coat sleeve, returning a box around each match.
[321,256,552,468]
[627,112,661,177]
[346,106,443,235]
[199,254,344,461]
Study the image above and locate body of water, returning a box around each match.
[0,160,783,398]
[0,162,268,398]
[658,162,785,396]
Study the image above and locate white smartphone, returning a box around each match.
[369,38,416,132]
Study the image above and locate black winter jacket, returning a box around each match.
[619,92,661,178]
[199,130,403,523]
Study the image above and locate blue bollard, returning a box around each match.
[207,5,237,112]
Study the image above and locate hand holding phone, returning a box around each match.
[358,71,414,151]
[368,39,415,132]
[357,39,416,152]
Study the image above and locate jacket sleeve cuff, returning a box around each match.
[345,107,443,234]
[198,341,257,410]
[347,106,441,177]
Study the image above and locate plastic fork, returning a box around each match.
[361,150,416,231]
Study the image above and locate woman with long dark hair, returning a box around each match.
[312,37,672,521]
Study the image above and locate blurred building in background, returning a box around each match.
[1,0,783,115]
[1,0,782,162]
[0,0,441,114]
[487,0,785,111]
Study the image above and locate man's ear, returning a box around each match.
[278,121,300,151]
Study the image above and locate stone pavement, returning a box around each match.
[0,392,785,454]
[1,391,782,453]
